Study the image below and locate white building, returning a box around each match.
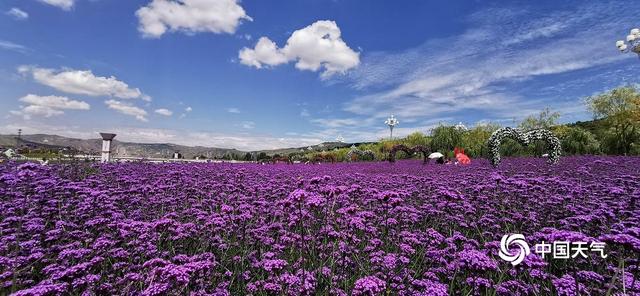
[3,149,16,158]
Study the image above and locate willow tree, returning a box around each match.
[586,86,640,155]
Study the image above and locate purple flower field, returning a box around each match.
[1,156,639,295]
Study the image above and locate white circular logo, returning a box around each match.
[499,234,530,266]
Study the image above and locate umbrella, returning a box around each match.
[428,152,444,159]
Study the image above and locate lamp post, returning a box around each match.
[16,129,22,148]
[616,28,640,57]
[385,115,399,139]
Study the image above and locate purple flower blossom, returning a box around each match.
[0,157,637,294]
[552,274,586,296]
[352,276,386,295]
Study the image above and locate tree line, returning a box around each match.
[301,86,640,162]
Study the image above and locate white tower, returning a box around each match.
[99,133,116,163]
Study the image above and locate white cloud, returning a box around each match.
[7,8,29,20]
[239,37,288,68]
[0,40,28,53]
[240,121,254,129]
[18,66,149,100]
[105,100,148,122]
[179,106,192,118]
[300,108,310,117]
[226,107,240,113]
[38,0,75,10]
[239,20,360,77]
[10,94,90,120]
[310,118,360,128]
[10,106,63,120]
[154,108,173,116]
[136,0,252,38]
[303,116,453,143]
[0,123,324,151]
[20,94,90,110]
[338,1,632,124]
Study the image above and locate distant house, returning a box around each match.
[173,151,183,159]
[3,149,16,158]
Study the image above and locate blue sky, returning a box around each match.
[1,0,639,150]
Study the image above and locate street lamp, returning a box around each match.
[16,129,22,148]
[385,115,399,139]
[616,28,640,57]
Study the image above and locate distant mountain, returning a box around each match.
[568,118,607,135]
[0,135,69,151]
[253,141,371,156]
[0,134,243,159]
[0,134,363,159]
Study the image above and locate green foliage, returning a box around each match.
[462,123,500,158]
[430,125,463,153]
[559,126,600,155]
[333,149,349,162]
[498,138,527,157]
[519,107,560,131]
[279,88,640,163]
[630,143,640,156]
[22,152,60,159]
[586,86,640,155]
[257,152,269,160]
[404,132,430,147]
[598,129,640,156]
[519,108,561,156]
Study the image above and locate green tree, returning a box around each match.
[559,126,600,155]
[430,125,463,154]
[519,107,560,131]
[358,143,383,160]
[462,123,501,158]
[499,138,527,157]
[586,86,640,155]
[630,143,640,155]
[404,132,430,147]
[519,108,561,156]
